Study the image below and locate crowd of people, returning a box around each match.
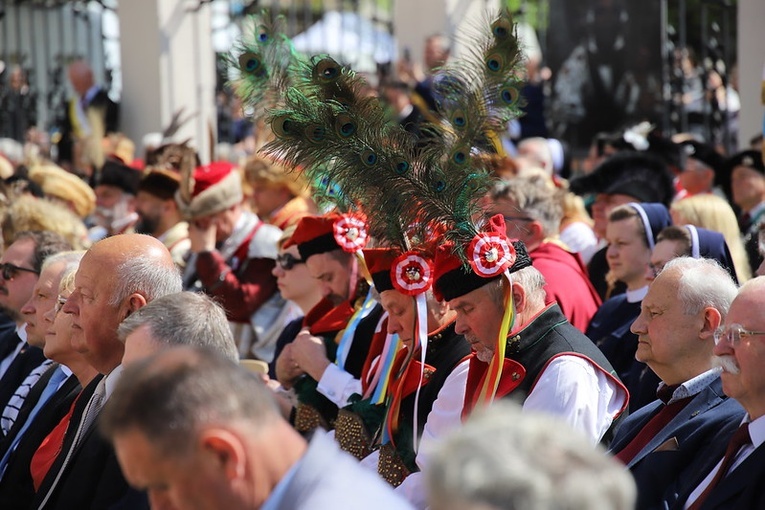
[0,10,764,510]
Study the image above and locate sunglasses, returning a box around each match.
[276,253,304,271]
[0,262,40,281]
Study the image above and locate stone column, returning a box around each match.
[737,0,765,151]
[118,0,216,162]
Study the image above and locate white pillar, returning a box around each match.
[118,0,216,162]
[737,0,765,151]
[393,0,500,69]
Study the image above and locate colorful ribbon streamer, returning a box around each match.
[477,269,515,405]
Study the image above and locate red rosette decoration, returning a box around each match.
[391,252,433,296]
[467,232,516,277]
[333,214,369,253]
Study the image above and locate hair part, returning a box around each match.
[485,266,547,312]
[491,175,563,237]
[426,402,636,510]
[108,256,182,306]
[117,292,238,363]
[664,257,738,316]
[13,230,74,272]
[100,347,280,457]
[655,226,691,255]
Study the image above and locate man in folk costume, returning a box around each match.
[433,214,628,444]
[177,161,282,360]
[329,248,470,508]
[274,213,384,432]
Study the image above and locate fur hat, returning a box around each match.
[569,151,676,206]
[433,215,533,302]
[138,168,181,201]
[176,162,243,220]
[28,163,96,218]
[97,159,142,196]
[716,150,765,200]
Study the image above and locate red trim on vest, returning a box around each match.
[462,354,527,420]
[361,322,389,394]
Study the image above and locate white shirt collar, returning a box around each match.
[625,285,649,303]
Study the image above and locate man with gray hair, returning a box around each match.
[488,175,601,332]
[433,221,628,444]
[33,233,181,510]
[117,291,239,366]
[100,347,414,510]
[426,402,637,510]
[609,257,745,509]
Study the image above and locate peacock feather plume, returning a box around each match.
[259,8,524,263]
[228,11,306,125]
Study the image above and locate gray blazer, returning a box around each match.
[271,431,415,510]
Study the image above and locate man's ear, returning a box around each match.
[528,220,545,245]
[510,281,527,313]
[199,428,247,480]
[124,293,148,318]
[699,306,722,341]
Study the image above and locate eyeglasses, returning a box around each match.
[276,253,304,271]
[502,215,534,223]
[714,324,765,347]
[54,295,69,315]
[0,262,40,281]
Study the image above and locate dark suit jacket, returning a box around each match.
[0,373,81,510]
[32,375,148,510]
[609,377,745,509]
[0,339,45,416]
[696,444,765,509]
[0,363,59,456]
[671,441,765,510]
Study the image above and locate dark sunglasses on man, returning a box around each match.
[0,262,40,281]
[276,253,304,271]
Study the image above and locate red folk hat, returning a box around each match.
[178,161,243,220]
[433,214,533,301]
[363,247,435,296]
[284,213,343,260]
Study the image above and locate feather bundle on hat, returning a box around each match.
[28,163,96,218]
[237,8,528,410]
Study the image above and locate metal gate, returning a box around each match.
[0,0,119,145]
[662,0,737,152]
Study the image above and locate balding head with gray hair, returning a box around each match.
[426,402,636,510]
[118,291,238,364]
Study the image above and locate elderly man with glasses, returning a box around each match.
[608,257,745,509]
[672,276,765,509]
[0,232,72,428]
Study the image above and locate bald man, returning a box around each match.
[33,234,181,510]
